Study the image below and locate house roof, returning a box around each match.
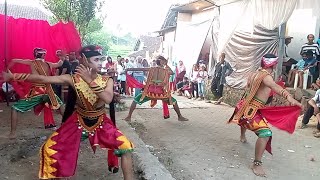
[128,36,161,58]
[0,3,51,21]
[172,0,215,12]
[159,4,179,31]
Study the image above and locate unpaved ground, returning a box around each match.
[119,96,320,180]
[0,103,138,180]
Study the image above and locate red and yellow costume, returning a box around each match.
[229,69,301,154]
[39,74,133,179]
[12,60,62,128]
[126,66,173,118]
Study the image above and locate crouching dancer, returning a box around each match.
[2,45,134,179]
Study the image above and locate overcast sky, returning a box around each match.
[1,0,189,36]
[103,0,188,36]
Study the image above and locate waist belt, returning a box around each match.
[243,98,265,120]
[76,105,105,119]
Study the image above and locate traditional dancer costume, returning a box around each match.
[38,74,133,179]
[228,55,301,154]
[12,48,62,128]
[133,66,177,109]
[11,47,134,179]
[126,66,173,118]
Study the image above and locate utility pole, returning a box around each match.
[275,23,286,80]
[4,0,9,106]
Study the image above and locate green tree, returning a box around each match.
[84,30,112,54]
[40,0,105,42]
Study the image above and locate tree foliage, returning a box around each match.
[40,0,105,42]
[84,30,112,54]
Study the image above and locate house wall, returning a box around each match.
[161,30,176,63]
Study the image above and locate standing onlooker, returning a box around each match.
[125,57,135,96]
[301,89,320,138]
[212,53,233,105]
[133,56,144,96]
[189,64,199,99]
[117,58,126,95]
[174,60,186,91]
[69,51,79,74]
[300,34,320,59]
[197,64,208,100]
[105,56,116,78]
[54,50,71,99]
[282,36,297,74]
[300,34,320,80]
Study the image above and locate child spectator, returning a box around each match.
[189,64,199,99]
[197,64,208,100]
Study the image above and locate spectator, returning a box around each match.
[69,51,79,74]
[105,56,116,77]
[2,82,18,101]
[189,64,199,99]
[304,50,317,81]
[287,52,307,87]
[176,77,189,96]
[174,60,186,91]
[117,58,126,95]
[311,79,320,91]
[133,56,144,96]
[212,53,233,105]
[282,36,297,74]
[125,57,135,96]
[301,89,320,138]
[300,34,320,58]
[54,50,71,98]
[197,64,208,100]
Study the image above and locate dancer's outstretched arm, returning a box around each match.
[263,75,302,108]
[1,71,72,86]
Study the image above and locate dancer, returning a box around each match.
[228,54,302,177]
[7,48,63,139]
[2,45,134,179]
[124,56,188,122]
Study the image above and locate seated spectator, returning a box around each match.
[1,82,19,101]
[311,79,320,90]
[301,89,320,138]
[287,52,306,87]
[182,82,192,99]
[304,50,317,81]
[176,77,189,96]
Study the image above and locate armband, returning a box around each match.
[280,89,291,99]
[13,73,30,81]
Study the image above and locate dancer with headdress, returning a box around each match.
[7,48,63,139]
[228,54,302,177]
[2,45,134,179]
[124,56,188,122]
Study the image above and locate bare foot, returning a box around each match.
[312,129,320,134]
[214,101,221,105]
[8,132,17,139]
[240,135,247,143]
[124,116,131,122]
[178,116,189,121]
[251,164,267,177]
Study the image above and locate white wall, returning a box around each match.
[286,1,320,60]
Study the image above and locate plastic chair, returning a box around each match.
[292,64,313,89]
